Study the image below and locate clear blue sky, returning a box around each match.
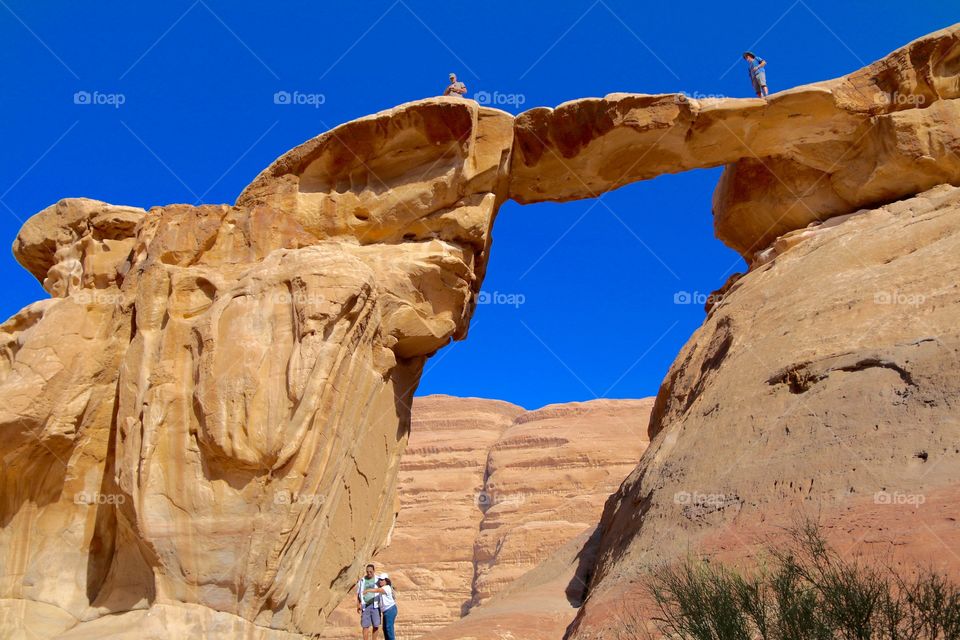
[1,1,955,409]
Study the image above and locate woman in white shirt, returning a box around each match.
[363,573,398,640]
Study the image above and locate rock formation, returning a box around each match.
[567,183,960,639]
[321,396,652,640]
[468,399,653,610]
[1,100,514,639]
[1,20,958,640]
[510,24,960,259]
[322,395,523,639]
[422,527,600,640]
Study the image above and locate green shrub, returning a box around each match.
[638,521,960,640]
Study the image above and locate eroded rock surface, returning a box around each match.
[321,395,522,640]
[422,527,601,640]
[567,185,960,639]
[321,397,651,640]
[0,98,514,639]
[510,24,960,259]
[469,399,652,610]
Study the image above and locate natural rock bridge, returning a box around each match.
[1,24,958,639]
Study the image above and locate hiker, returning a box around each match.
[363,574,398,640]
[743,51,769,98]
[444,72,467,97]
[356,563,381,640]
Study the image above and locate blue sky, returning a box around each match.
[1,1,956,409]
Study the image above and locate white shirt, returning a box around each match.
[379,584,396,609]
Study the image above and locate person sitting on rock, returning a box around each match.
[743,51,769,98]
[363,574,398,640]
[356,563,381,640]
[444,72,468,98]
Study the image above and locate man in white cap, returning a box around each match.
[444,73,467,97]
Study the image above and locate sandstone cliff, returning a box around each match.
[0,100,515,639]
[422,527,600,640]
[567,184,960,638]
[469,399,653,609]
[321,397,652,639]
[322,395,523,639]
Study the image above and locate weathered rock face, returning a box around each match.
[422,527,600,640]
[237,99,515,354]
[321,395,523,640]
[510,24,960,259]
[321,397,652,640]
[2,21,959,640]
[470,399,652,609]
[0,99,514,639]
[567,184,960,639]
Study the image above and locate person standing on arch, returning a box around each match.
[444,72,468,97]
[743,51,769,98]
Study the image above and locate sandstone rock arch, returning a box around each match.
[1,23,958,639]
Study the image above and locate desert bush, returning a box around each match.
[627,521,960,640]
